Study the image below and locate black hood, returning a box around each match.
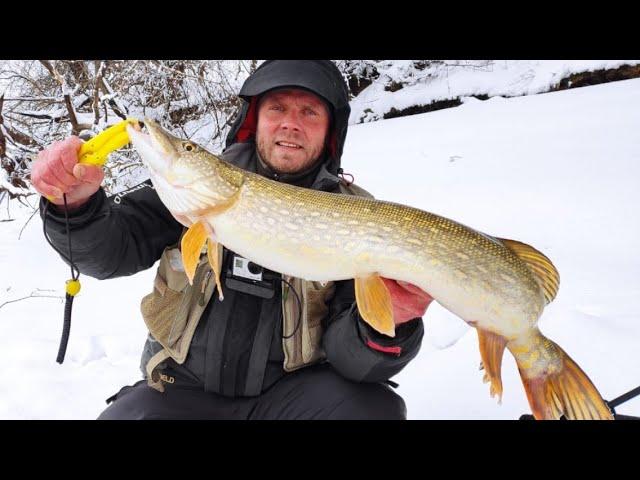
[224,60,351,176]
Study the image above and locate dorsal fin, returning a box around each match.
[498,238,560,304]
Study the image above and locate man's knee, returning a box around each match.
[327,382,407,420]
[97,380,160,420]
[262,365,407,420]
[311,366,407,420]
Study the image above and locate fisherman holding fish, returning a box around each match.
[32,60,433,420]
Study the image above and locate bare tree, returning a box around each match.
[0,60,259,202]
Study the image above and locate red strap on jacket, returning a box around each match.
[366,339,402,356]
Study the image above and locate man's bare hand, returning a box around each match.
[381,277,433,326]
[31,136,104,210]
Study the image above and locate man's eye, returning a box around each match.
[304,108,318,116]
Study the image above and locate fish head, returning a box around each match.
[128,119,235,218]
[127,119,210,185]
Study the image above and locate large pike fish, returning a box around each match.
[127,119,613,420]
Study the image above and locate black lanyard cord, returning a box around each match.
[280,277,302,340]
[42,194,81,364]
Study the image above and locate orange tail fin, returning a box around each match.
[510,333,613,420]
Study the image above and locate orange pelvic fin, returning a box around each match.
[477,329,507,404]
[207,237,224,301]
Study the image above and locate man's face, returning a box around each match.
[256,88,330,175]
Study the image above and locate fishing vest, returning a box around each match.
[140,181,373,392]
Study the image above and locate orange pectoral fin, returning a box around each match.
[181,221,208,285]
[355,274,396,338]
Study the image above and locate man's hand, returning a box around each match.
[381,277,433,326]
[31,136,104,211]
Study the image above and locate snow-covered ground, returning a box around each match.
[349,60,640,124]
[1,74,639,419]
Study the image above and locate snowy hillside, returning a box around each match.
[349,60,640,124]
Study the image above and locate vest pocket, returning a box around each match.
[282,279,336,370]
[140,246,211,361]
[141,248,188,348]
[141,277,188,348]
[302,281,336,363]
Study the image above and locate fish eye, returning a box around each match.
[182,142,196,152]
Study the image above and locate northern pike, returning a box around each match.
[127,119,613,420]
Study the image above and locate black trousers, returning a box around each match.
[97,364,406,420]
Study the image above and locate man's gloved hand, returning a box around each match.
[31,136,104,211]
[380,277,434,326]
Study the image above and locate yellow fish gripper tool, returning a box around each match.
[77,117,140,166]
[44,118,140,203]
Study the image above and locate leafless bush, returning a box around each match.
[0,60,257,199]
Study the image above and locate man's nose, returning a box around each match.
[279,110,302,131]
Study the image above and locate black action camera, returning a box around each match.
[224,252,279,299]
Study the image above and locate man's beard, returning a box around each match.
[256,137,324,175]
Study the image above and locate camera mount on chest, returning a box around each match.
[224,252,280,299]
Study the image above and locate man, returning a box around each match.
[32,60,432,420]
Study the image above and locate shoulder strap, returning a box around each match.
[146,349,171,392]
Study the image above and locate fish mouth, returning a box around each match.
[127,119,178,176]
